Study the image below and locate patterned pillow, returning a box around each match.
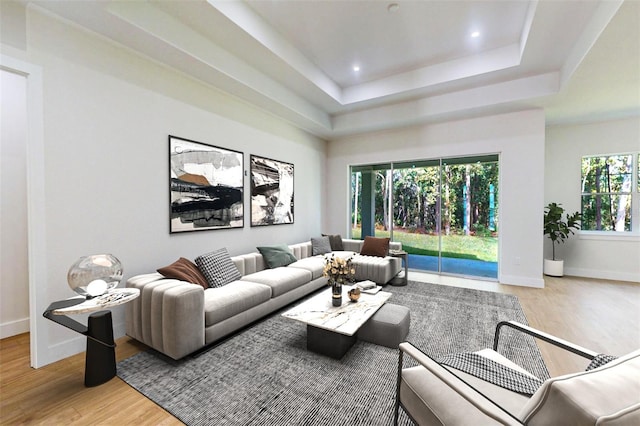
[195,248,242,288]
[322,234,344,251]
[157,257,209,289]
[311,236,332,255]
[360,236,390,257]
[256,245,298,268]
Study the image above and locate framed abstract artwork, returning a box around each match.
[250,154,294,226]
[169,135,244,233]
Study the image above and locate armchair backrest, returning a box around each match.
[520,349,640,425]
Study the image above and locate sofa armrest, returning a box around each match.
[341,238,363,252]
[126,274,205,360]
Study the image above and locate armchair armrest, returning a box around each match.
[396,342,523,425]
[493,321,598,360]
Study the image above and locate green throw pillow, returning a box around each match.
[257,245,298,268]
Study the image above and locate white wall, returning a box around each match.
[545,117,640,282]
[5,7,326,367]
[326,109,546,288]
[0,69,30,338]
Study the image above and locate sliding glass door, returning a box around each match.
[439,157,499,277]
[351,155,499,280]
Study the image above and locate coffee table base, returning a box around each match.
[307,325,356,359]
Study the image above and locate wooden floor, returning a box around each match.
[1,275,638,425]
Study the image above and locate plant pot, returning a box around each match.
[543,259,564,277]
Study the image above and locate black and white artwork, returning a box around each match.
[250,155,294,226]
[169,136,244,233]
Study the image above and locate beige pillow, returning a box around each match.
[519,349,640,425]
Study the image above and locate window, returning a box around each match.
[581,153,639,233]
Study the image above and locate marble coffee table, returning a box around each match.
[282,284,391,358]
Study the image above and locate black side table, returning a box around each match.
[43,288,139,387]
[389,249,409,286]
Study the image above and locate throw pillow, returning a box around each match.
[360,236,390,257]
[257,245,298,268]
[195,248,242,288]
[311,236,332,255]
[157,257,209,289]
[322,234,344,251]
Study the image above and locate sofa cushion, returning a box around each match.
[195,248,242,288]
[203,281,272,326]
[360,236,390,257]
[519,349,640,425]
[243,267,312,298]
[288,256,325,280]
[157,257,209,289]
[311,236,332,255]
[322,234,344,251]
[257,245,298,268]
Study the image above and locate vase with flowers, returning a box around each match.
[323,254,355,307]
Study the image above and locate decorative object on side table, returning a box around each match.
[543,202,581,277]
[67,254,123,298]
[323,254,355,307]
[44,255,139,387]
[348,287,361,302]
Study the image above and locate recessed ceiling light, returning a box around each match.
[388,3,399,13]
[353,65,360,72]
[471,31,481,38]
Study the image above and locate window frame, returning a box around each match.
[579,152,640,238]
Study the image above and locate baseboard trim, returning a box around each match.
[564,267,640,283]
[39,319,129,368]
[499,274,545,288]
[0,317,30,339]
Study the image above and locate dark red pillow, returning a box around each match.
[157,257,208,289]
[360,236,390,257]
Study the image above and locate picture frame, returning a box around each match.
[169,135,244,233]
[250,154,294,226]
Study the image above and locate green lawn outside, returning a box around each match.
[351,228,498,262]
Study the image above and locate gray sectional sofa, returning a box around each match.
[125,238,402,360]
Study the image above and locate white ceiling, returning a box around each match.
[27,0,640,139]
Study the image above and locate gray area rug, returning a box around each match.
[117,282,549,425]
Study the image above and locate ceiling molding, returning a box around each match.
[107,1,333,134]
[24,0,637,139]
[332,72,560,136]
[209,0,343,104]
[559,0,623,87]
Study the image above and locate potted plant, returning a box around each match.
[543,202,581,277]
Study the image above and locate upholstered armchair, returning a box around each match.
[395,321,640,425]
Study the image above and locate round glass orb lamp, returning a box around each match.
[67,254,123,298]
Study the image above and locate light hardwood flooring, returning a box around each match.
[1,275,639,425]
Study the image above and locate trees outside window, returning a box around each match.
[351,156,499,279]
[581,153,639,232]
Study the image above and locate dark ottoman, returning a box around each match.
[358,303,410,348]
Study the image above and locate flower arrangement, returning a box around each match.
[323,254,355,285]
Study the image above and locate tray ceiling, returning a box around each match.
[26,0,640,138]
